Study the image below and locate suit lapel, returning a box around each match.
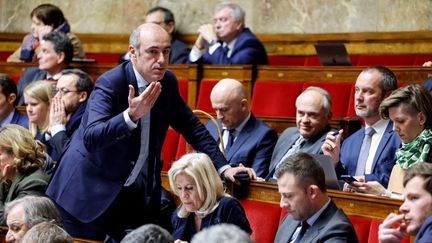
[279,216,300,243]
[226,116,254,160]
[371,122,393,170]
[269,132,299,172]
[302,201,338,242]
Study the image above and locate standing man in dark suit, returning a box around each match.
[0,74,28,128]
[46,23,254,242]
[266,87,335,181]
[16,31,73,105]
[205,78,277,178]
[322,66,401,189]
[189,2,268,65]
[379,163,432,243]
[48,69,93,162]
[119,7,190,64]
[274,152,358,243]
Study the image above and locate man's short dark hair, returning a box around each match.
[403,163,432,195]
[274,152,327,192]
[363,66,398,95]
[42,31,73,65]
[61,69,94,96]
[0,74,17,97]
[146,6,175,23]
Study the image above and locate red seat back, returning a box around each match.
[368,219,410,243]
[195,79,218,114]
[348,215,371,243]
[414,54,432,66]
[304,56,321,66]
[85,53,122,64]
[268,56,306,66]
[356,54,416,66]
[346,85,358,118]
[240,200,281,243]
[177,79,188,103]
[302,82,353,117]
[251,81,304,117]
[161,129,180,171]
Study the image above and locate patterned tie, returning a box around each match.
[294,221,309,243]
[355,127,376,176]
[225,129,235,153]
[124,84,150,186]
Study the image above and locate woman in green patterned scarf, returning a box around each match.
[349,84,432,197]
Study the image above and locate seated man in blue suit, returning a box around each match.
[0,74,28,128]
[274,152,358,243]
[322,66,401,188]
[205,78,277,178]
[46,23,255,242]
[16,31,73,105]
[266,87,336,181]
[379,163,432,243]
[189,2,268,65]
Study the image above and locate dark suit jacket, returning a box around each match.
[49,101,87,161]
[46,61,227,223]
[10,109,29,128]
[172,196,251,242]
[274,200,358,243]
[205,114,277,177]
[170,38,190,64]
[0,169,50,224]
[16,67,47,106]
[266,126,335,181]
[194,28,268,65]
[416,215,432,243]
[336,121,401,187]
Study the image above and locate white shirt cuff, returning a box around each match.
[50,124,66,137]
[123,110,138,130]
[189,46,203,62]
[218,164,232,176]
[208,42,221,55]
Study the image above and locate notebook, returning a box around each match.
[314,43,352,66]
[310,154,341,190]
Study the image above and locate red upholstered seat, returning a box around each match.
[175,135,188,161]
[346,85,358,118]
[161,129,180,171]
[177,79,188,103]
[414,54,432,66]
[356,54,416,66]
[368,219,410,243]
[251,81,304,117]
[348,215,372,243]
[240,200,281,243]
[0,51,12,62]
[302,82,353,118]
[268,55,306,66]
[195,79,218,114]
[305,56,321,66]
[85,53,122,64]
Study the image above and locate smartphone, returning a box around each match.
[233,172,250,181]
[341,175,358,184]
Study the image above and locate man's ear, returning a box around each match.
[129,45,138,59]
[307,185,320,200]
[57,52,65,64]
[7,93,16,105]
[240,98,250,111]
[166,21,175,35]
[78,92,88,103]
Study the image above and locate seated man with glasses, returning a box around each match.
[48,69,93,164]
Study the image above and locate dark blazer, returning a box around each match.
[49,100,87,161]
[416,215,432,243]
[172,196,251,242]
[10,109,29,128]
[170,38,190,64]
[46,61,227,223]
[336,121,401,187]
[16,67,47,106]
[266,126,335,181]
[274,200,358,243]
[195,28,268,65]
[205,114,277,177]
[0,169,50,225]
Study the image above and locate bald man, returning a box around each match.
[205,78,277,178]
[47,24,252,241]
[266,87,336,181]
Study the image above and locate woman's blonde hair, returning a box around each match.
[24,81,53,137]
[168,153,226,218]
[0,124,45,173]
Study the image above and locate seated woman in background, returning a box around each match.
[7,3,84,62]
[169,153,252,242]
[347,84,432,197]
[0,125,50,224]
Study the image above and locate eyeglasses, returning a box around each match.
[53,87,81,95]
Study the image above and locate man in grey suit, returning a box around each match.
[266,87,336,181]
[274,152,358,243]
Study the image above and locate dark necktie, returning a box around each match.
[294,221,309,243]
[355,127,376,176]
[225,129,235,153]
[124,84,150,186]
[223,45,230,57]
[273,137,305,179]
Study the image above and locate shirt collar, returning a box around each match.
[0,109,15,127]
[365,119,389,136]
[222,112,251,134]
[305,199,331,227]
[46,72,63,81]
[132,65,149,89]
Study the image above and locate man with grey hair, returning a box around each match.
[21,221,73,243]
[120,224,173,243]
[46,23,254,242]
[191,224,253,243]
[4,196,62,243]
[266,87,336,181]
[189,2,267,65]
[322,66,400,190]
